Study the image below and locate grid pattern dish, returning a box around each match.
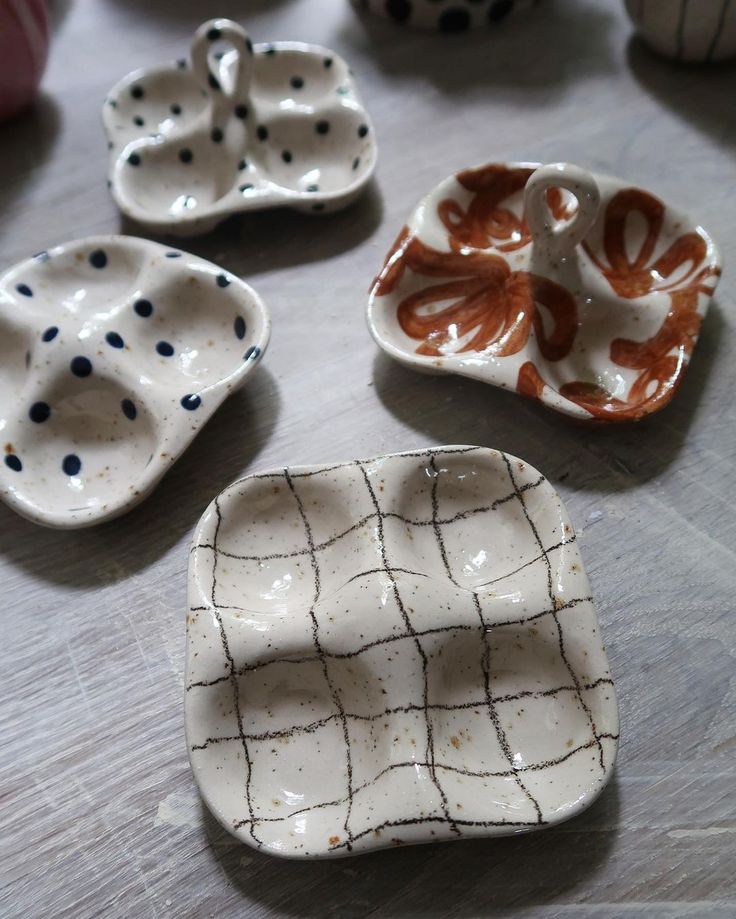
[186,445,618,858]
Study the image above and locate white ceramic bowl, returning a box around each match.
[103,19,377,235]
[625,0,736,62]
[186,445,618,858]
[367,161,721,422]
[0,236,270,528]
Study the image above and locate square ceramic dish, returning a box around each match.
[367,161,721,422]
[103,18,377,235]
[186,445,618,858]
[0,236,270,528]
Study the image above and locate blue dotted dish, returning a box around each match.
[0,236,270,528]
[103,18,377,235]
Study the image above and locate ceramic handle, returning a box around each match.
[191,18,253,103]
[524,163,600,255]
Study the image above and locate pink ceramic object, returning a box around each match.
[0,0,49,121]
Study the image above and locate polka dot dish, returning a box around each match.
[103,18,377,236]
[0,236,270,528]
[351,0,538,31]
[186,445,619,858]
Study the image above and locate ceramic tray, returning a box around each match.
[0,236,270,528]
[186,445,618,859]
[103,18,377,235]
[367,161,721,422]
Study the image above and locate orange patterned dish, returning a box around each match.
[367,162,722,422]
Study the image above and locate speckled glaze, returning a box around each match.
[0,236,270,528]
[625,0,736,63]
[368,161,721,422]
[186,445,618,859]
[103,18,377,236]
[352,0,538,31]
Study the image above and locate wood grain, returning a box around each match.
[1,1,735,916]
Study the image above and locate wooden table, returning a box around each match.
[2,1,735,915]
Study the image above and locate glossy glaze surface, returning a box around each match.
[368,161,721,422]
[0,236,270,527]
[186,445,618,858]
[103,18,377,235]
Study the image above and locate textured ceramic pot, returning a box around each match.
[186,445,619,858]
[351,0,538,31]
[103,18,377,235]
[0,236,270,528]
[367,161,721,422]
[625,0,736,62]
[0,0,49,121]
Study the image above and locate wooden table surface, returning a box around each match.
[2,1,735,916]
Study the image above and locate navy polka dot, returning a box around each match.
[386,0,411,22]
[15,283,33,297]
[265,45,276,56]
[179,148,193,164]
[4,454,21,472]
[257,125,268,141]
[238,158,248,171]
[128,153,141,166]
[307,184,319,193]
[156,341,174,357]
[235,104,248,119]
[316,120,330,135]
[217,274,231,288]
[207,26,221,41]
[134,298,153,317]
[131,85,144,99]
[282,150,292,163]
[165,252,181,259]
[211,127,224,143]
[170,103,182,115]
[29,401,50,423]
[106,331,124,349]
[177,58,187,69]
[24,351,30,368]
[290,76,304,89]
[439,8,471,31]
[352,157,360,170]
[33,251,50,262]
[89,249,108,269]
[246,37,253,54]
[358,124,369,138]
[208,74,220,91]
[323,57,333,68]
[234,316,246,339]
[244,345,261,361]
[239,183,254,193]
[133,116,145,127]
[71,356,92,377]
[181,394,201,410]
[62,454,81,476]
[42,326,58,342]
[122,399,137,420]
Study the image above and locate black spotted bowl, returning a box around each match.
[103,18,377,236]
[0,236,270,528]
[351,0,539,31]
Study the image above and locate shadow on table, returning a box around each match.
[627,37,736,151]
[341,0,618,97]
[0,94,61,252]
[0,366,281,588]
[204,778,620,915]
[370,302,724,494]
[119,180,383,278]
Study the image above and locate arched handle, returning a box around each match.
[524,163,600,256]
[190,18,253,103]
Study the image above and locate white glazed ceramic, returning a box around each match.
[186,445,619,859]
[368,161,721,423]
[625,0,736,62]
[103,19,377,236]
[352,0,538,31]
[0,236,270,528]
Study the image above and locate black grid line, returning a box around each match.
[357,459,462,838]
[428,453,544,825]
[188,448,616,852]
[502,454,605,773]
[284,468,357,851]
[231,731,620,832]
[208,497,260,845]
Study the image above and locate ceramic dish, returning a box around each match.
[186,445,619,859]
[352,0,538,31]
[103,18,377,235]
[367,161,721,422]
[625,0,736,62]
[0,236,270,528]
